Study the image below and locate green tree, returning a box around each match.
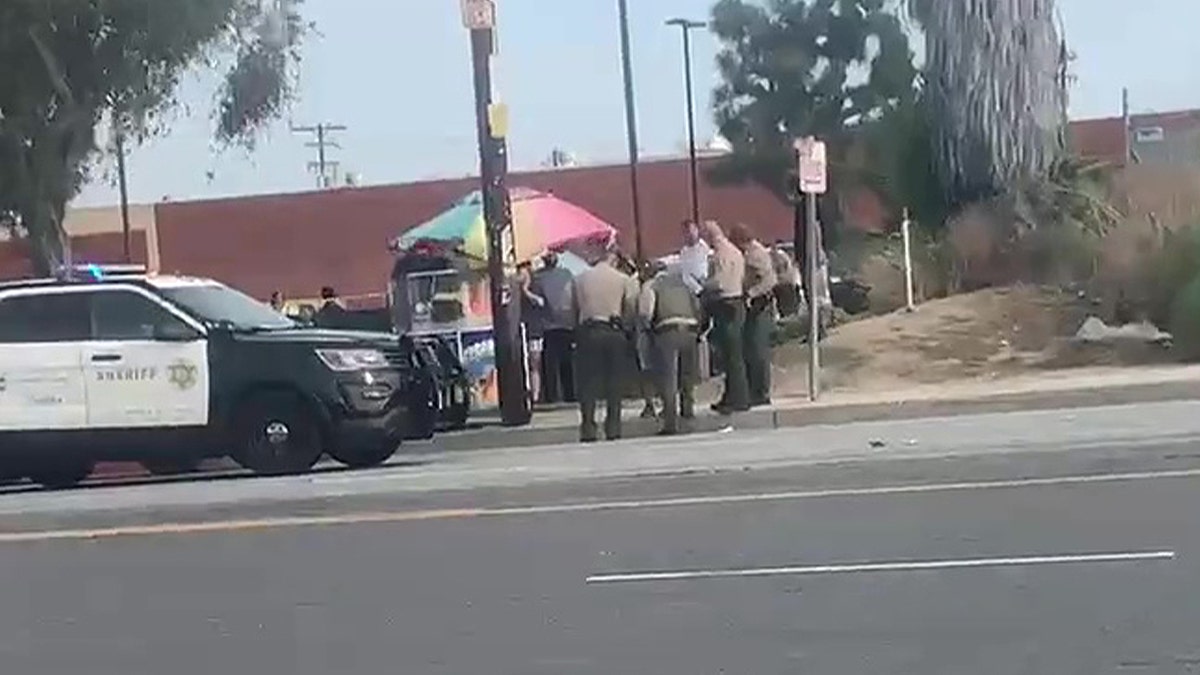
[708,0,919,204]
[906,0,1069,206]
[0,0,306,274]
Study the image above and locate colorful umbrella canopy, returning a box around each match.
[394,187,615,264]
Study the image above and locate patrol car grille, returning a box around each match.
[380,345,413,370]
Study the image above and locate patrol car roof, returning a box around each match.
[141,275,222,289]
[0,273,219,293]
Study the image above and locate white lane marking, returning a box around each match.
[483,468,1200,517]
[586,550,1177,584]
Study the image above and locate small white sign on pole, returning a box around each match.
[461,0,496,30]
[795,137,828,195]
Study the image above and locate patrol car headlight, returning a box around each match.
[316,348,388,371]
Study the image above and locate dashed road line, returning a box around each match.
[586,551,1178,584]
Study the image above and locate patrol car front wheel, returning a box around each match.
[329,441,398,470]
[232,393,325,476]
[444,402,470,431]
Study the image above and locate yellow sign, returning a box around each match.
[488,103,509,139]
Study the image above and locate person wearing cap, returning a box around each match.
[638,262,702,435]
[729,223,778,407]
[571,247,640,442]
[530,251,576,404]
[700,221,750,414]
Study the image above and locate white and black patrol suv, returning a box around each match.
[0,265,426,488]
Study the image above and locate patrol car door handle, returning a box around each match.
[90,354,122,363]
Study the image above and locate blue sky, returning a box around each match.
[76,0,1200,207]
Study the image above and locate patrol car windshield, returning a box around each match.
[159,284,295,331]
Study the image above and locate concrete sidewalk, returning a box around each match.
[425,365,1200,453]
[90,364,1200,478]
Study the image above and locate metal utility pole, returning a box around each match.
[292,122,347,188]
[795,137,828,402]
[617,0,645,261]
[464,0,531,427]
[113,122,132,264]
[805,191,820,400]
[666,18,706,226]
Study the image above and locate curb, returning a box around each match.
[422,379,1200,454]
[86,379,1200,472]
[423,410,776,453]
[770,380,1200,428]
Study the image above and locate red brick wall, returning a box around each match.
[152,158,793,305]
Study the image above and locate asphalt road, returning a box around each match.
[8,399,1200,525]
[4,401,1200,673]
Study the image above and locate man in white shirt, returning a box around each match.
[675,219,711,295]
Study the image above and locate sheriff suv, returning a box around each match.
[0,265,423,488]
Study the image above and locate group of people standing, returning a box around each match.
[701,219,779,415]
[522,219,796,443]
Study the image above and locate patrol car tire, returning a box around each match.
[232,392,325,476]
[26,460,95,490]
[445,402,470,431]
[329,441,398,470]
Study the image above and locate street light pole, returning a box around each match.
[617,0,645,262]
[666,18,706,226]
[464,0,531,427]
[114,123,132,264]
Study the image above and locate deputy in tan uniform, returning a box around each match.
[701,221,750,414]
[571,246,640,442]
[639,263,702,435]
[729,223,778,406]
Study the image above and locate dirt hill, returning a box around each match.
[750,285,1176,399]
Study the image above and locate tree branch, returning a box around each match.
[27,25,75,106]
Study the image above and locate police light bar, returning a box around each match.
[54,263,147,281]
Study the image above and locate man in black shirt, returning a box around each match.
[314,286,350,329]
[530,252,577,403]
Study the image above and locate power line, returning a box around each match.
[291,122,347,189]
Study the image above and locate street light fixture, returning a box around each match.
[666,18,707,227]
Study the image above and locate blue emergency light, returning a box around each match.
[53,263,147,282]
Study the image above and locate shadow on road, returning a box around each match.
[0,457,435,495]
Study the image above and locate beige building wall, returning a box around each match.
[0,204,161,272]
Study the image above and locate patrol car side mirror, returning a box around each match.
[153,322,201,342]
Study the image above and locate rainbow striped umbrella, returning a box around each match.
[394,187,615,264]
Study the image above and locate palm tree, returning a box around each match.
[908,0,1070,207]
